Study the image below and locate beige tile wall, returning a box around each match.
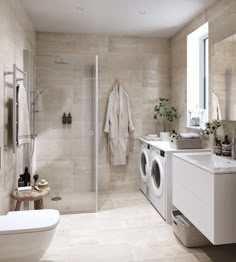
[35,32,170,209]
[170,0,236,137]
[0,0,35,214]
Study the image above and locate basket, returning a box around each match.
[172,210,212,247]
[169,137,202,149]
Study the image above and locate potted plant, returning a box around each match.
[202,120,222,155]
[153,98,178,140]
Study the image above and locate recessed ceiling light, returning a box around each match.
[75,6,84,11]
[139,11,146,15]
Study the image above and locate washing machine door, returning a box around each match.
[139,148,149,183]
[150,156,164,197]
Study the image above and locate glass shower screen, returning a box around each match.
[35,53,98,213]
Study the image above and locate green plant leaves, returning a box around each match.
[153,98,178,122]
[153,97,178,131]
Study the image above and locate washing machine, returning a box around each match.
[147,141,210,223]
[139,141,151,197]
[148,146,166,219]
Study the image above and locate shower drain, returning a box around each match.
[51,197,62,201]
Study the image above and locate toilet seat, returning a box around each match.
[0,209,60,235]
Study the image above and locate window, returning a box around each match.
[187,22,209,128]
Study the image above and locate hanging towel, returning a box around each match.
[212,91,222,120]
[17,84,31,145]
[104,82,134,166]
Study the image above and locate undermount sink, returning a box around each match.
[174,152,236,174]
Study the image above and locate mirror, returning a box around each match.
[212,34,236,121]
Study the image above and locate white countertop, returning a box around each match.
[174,152,236,174]
[139,137,210,153]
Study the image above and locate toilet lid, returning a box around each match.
[0,209,60,235]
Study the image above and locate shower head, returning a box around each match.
[54,57,69,64]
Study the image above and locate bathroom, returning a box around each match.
[1,0,236,261]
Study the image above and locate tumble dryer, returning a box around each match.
[139,141,151,197]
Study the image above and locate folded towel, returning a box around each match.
[143,136,161,141]
[175,215,192,226]
[180,133,200,139]
[147,134,158,138]
[18,84,31,145]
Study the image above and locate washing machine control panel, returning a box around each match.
[160,150,165,158]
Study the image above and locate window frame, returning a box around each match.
[187,22,209,129]
[199,34,208,111]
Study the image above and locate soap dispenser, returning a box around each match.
[222,135,231,157]
[67,113,72,124]
[62,113,67,124]
[23,167,31,186]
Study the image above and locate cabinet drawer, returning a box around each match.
[173,156,214,207]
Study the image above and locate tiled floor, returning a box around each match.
[40,190,236,262]
[44,191,96,213]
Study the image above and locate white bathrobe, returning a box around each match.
[104,83,134,166]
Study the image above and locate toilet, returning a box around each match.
[0,209,60,262]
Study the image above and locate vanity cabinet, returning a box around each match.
[172,154,236,245]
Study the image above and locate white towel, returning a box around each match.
[18,84,31,145]
[212,92,222,120]
[180,133,200,139]
[175,215,192,226]
[143,135,161,141]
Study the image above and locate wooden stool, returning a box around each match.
[11,187,50,211]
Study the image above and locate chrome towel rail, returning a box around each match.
[4,64,27,153]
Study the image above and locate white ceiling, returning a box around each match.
[21,0,218,38]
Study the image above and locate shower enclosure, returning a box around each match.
[34,53,99,213]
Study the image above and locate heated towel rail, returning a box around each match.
[4,64,27,153]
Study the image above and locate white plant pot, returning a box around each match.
[160,132,170,141]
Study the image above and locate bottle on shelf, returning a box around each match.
[222,135,231,157]
[62,113,67,124]
[67,113,72,124]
